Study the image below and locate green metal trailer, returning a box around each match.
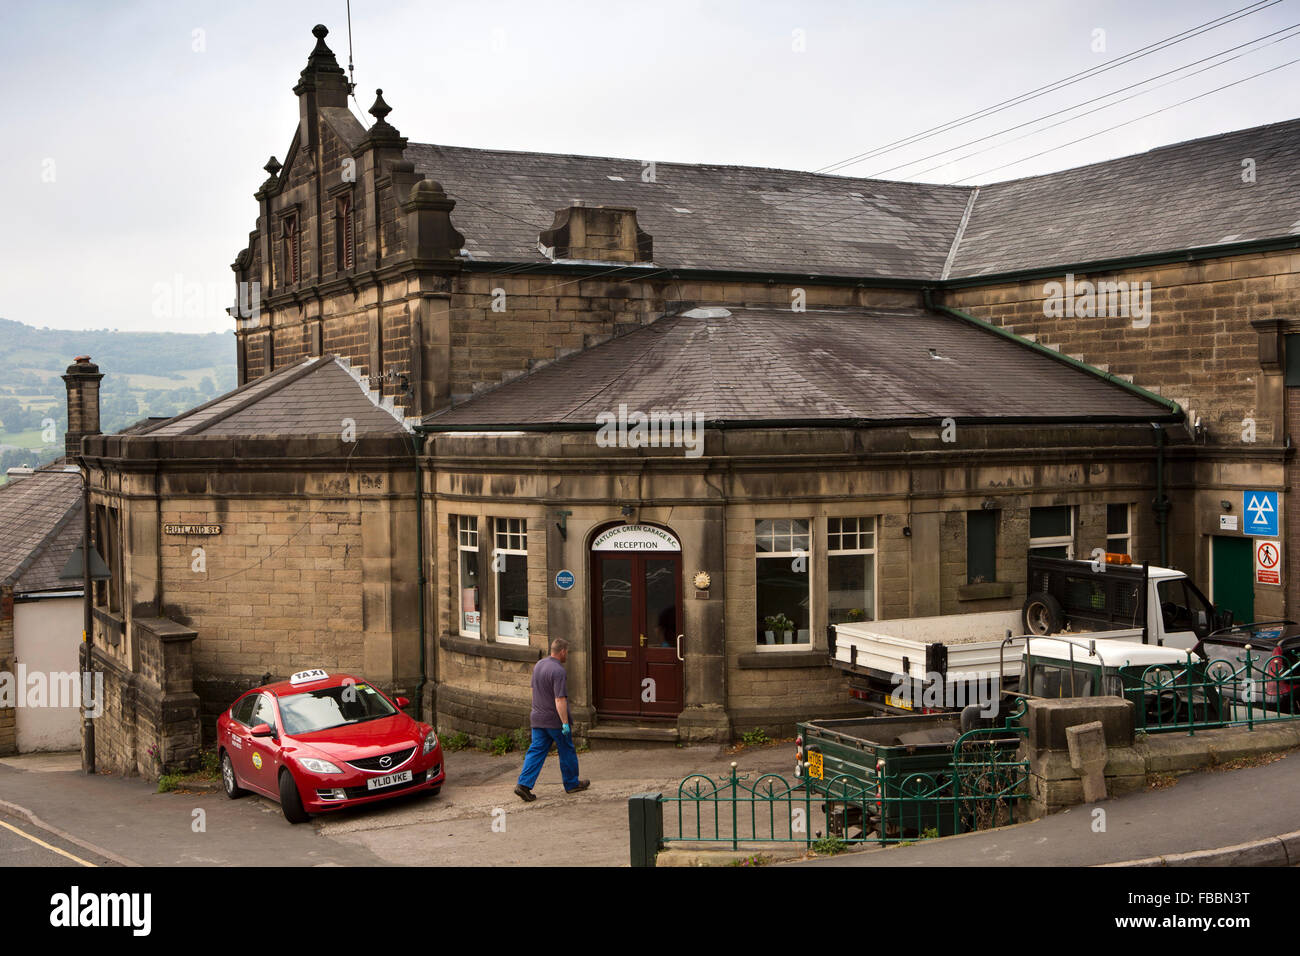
[795,710,1027,842]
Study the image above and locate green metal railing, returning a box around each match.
[1125,647,1300,735]
[649,710,1031,855]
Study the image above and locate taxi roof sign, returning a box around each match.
[289,669,330,685]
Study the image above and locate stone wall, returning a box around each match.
[87,617,199,780]
[943,250,1299,444]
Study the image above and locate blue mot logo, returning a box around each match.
[1244,490,1278,536]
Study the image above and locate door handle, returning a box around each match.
[676,634,684,662]
[640,634,646,647]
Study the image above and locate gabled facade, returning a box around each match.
[75,24,1300,773]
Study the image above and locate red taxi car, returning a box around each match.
[217,669,444,823]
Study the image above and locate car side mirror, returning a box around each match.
[251,723,276,738]
[395,696,410,710]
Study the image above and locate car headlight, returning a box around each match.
[298,757,343,774]
[422,729,439,755]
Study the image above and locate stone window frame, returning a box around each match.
[1106,503,1132,556]
[493,517,529,646]
[276,206,302,287]
[966,509,998,585]
[329,182,356,272]
[93,503,123,614]
[456,515,481,639]
[1029,505,1076,558]
[826,516,878,626]
[754,517,813,652]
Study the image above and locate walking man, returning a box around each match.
[515,637,589,801]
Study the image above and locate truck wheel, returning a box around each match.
[1023,593,1064,635]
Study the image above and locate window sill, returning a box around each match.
[738,651,827,669]
[957,582,1014,601]
[439,633,541,663]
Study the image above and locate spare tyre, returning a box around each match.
[1023,592,1064,635]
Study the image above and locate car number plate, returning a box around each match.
[366,770,413,790]
[886,693,913,711]
[807,751,823,780]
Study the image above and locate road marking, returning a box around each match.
[0,817,95,867]
[0,798,139,867]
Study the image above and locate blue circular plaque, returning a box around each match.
[555,569,575,591]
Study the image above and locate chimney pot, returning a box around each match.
[62,355,104,460]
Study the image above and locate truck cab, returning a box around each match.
[1022,554,1232,652]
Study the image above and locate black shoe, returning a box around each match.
[514,784,536,802]
[565,779,590,794]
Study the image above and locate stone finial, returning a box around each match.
[263,156,282,177]
[369,89,393,126]
[294,22,348,100]
[359,88,406,150]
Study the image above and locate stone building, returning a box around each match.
[0,464,87,754]
[76,25,1300,771]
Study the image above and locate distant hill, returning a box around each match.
[0,317,237,478]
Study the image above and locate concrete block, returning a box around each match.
[1065,720,1108,803]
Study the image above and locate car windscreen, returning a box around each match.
[278,683,398,735]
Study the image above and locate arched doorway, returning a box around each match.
[590,523,684,719]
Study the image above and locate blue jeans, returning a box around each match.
[517,727,580,791]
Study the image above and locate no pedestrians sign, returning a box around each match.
[1255,538,1281,586]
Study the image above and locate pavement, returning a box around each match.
[3,742,1298,867]
[0,742,795,867]
[796,748,1300,866]
[0,752,386,866]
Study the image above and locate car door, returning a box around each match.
[245,693,283,796]
[224,694,259,784]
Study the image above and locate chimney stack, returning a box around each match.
[62,355,103,459]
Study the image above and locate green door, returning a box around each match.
[1212,536,1254,625]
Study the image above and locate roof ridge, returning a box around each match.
[141,356,319,435]
[974,116,1300,190]
[177,356,328,435]
[409,141,975,192]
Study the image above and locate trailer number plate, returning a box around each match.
[886,693,913,711]
[807,752,823,780]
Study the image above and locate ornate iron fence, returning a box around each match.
[1125,646,1300,735]
[655,711,1030,852]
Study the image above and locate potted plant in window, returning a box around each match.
[764,613,795,645]
[846,607,866,623]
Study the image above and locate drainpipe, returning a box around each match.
[81,469,95,774]
[410,429,428,723]
[1152,424,1170,566]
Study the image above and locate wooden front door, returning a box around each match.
[592,552,684,718]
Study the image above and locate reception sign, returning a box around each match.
[592,524,681,552]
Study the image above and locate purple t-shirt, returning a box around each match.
[530,656,568,728]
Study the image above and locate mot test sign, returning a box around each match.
[1255,538,1282,586]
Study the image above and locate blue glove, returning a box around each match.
[562,723,571,736]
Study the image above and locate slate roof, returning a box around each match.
[143,357,411,437]
[950,118,1300,278]
[409,144,972,279]
[421,306,1175,429]
[0,467,83,594]
[409,117,1300,281]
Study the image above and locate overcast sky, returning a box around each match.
[2,0,1298,334]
